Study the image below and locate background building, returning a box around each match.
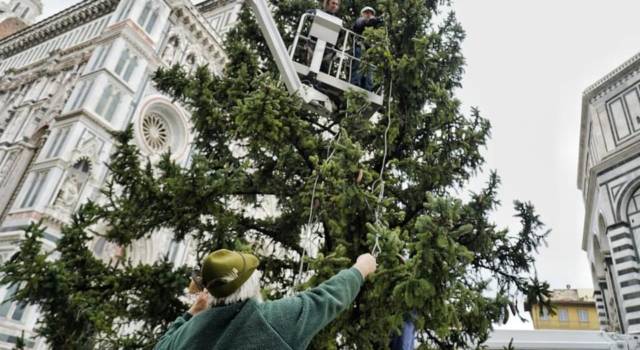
[0,0,245,348]
[579,48,640,334]
[527,287,599,331]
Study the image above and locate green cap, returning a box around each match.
[201,249,260,298]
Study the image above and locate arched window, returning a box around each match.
[104,92,121,122]
[20,169,49,208]
[137,1,152,27]
[122,56,138,82]
[167,239,181,263]
[116,0,135,22]
[94,238,107,256]
[629,188,640,227]
[95,85,122,122]
[137,1,159,34]
[0,284,27,321]
[145,9,159,33]
[114,49,130,76]
[95,85,113,116]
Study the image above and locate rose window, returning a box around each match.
[142,112,169,152]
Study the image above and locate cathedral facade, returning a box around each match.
[0,0,240,348]
[580,51,640,335]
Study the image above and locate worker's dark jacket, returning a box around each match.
[154,268,364,350]
[352,16,383,35]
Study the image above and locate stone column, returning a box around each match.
[607,222,640,333]
[595,280,610,330]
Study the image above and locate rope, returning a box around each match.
[370,13,394,258]
[292,130,341,291]
[295,12,395,285]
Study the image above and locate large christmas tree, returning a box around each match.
[1,0,551,349]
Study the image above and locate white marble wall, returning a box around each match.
[0,0,231,347]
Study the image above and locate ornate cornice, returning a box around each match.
[0,0,119,58]
[170,0,227,65]
[196,0,240,13]
[577,53,640,192]
[583,52,640,100]
[0,48,90,92]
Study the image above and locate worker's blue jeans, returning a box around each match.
[389,312,416,350]
[350,45,373,91]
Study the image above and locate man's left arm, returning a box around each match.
[353,17,367,32]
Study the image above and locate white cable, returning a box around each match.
[371,17,394,258]
[293,131,341,291]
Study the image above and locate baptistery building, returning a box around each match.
[579,51,640,335]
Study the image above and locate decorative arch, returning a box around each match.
[614,178,640,223]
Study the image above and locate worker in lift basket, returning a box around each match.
[154,249,377,350]
[303,0,342,77]
[306,0,341,18]
[350,6,383,91]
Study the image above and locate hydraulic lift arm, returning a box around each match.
[245,0,335,114]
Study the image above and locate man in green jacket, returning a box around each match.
[154,249,377,350]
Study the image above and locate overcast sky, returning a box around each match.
[455,0,640,329]
[36,0,640,330]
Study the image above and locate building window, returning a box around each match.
[578,309,589,323]
[145,9,159,34]
[96,43,113,70]
[70,79,95,111]
[137,1,152,26]
[20,170,49,208]
[540,307,550,321]
[115,0,135,22]
[114,49,131,76]
[122,56,138,82]
[11,3,19,12]
[558,308,569,322]
[46,127,71,159]
[114,48,139,82]
[95,85,113,115]
[20,6,29,19]
[167,240,181,263]
[95,85,122,122]
[94,238,107,256]
[137,1,159,34]
[142,112,169,152]
[89,45,107,71]
[136,102,189,159]
[104,92,121,122]
[0,284,27,322]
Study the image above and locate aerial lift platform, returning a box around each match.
[246,0,384,116]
